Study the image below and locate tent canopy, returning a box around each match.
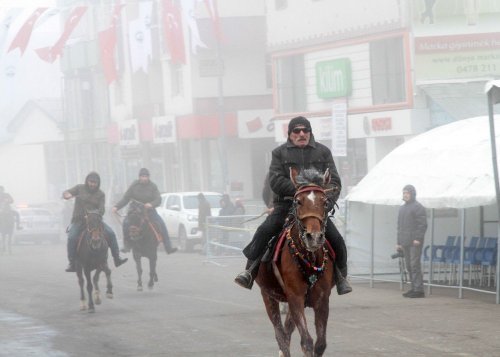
[346,115,500,209]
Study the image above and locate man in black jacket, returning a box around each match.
[234,116,352,295]
[64,172,128,272]
[112,168,177,254]
[396,184,428,298]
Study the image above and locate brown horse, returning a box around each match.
[255,168,336,357]
[76,210,113,313]
[126,200,159,291]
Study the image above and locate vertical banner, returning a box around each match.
[118,119,139,146]
[153,116,176,143]
[331,99,347,157]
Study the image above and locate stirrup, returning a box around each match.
[114,257,128,267]
[65,262,76,272]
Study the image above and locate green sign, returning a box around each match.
[316,58,352,99]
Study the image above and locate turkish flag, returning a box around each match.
[161,0,186,64]
[98,3,125,84]
[8,8,48,55]
[36,6,87,63]
[203,0,224,43]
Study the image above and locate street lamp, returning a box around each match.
[485,79,500,304]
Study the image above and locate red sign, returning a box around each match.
[371,117,392,131]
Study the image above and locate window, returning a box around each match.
[170,63,184,96]
[275,55,306,113]
[370,37,406,104]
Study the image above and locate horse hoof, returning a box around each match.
[137,286,143,292]
[80,302,87,311]
[95,298,101,305]
[154,274,158,282]
[88,307,95,313]
[106,293,113,299]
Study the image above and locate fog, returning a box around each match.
[1,0,499,235]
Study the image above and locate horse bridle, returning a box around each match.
[292,185,328,235]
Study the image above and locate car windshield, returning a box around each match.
[183,195,221,210]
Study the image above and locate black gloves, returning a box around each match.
[325,197,335,213]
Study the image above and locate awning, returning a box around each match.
[419,81,488,121]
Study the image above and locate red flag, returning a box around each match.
[203,0,223,43]
[8,8,48,55]
[161,0,186,64]
[36,6,87,63]
[98,3,125,84]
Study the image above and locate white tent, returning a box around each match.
[346,115,500,209]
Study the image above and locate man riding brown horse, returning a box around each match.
[234,116,352,295]
[63,172,128,272]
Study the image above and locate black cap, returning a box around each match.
[139,168,150,177]
[288,116,312,135]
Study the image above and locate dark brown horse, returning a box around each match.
[76,209,113,313]
[255,168,336,357]
[126,200,159,291]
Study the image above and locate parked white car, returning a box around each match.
[157,192,222,251]
[14,206,61,244]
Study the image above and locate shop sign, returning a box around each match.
[316,58,352,99]
[237,109,275,138]
[153,116,176,143]
[118,120,139,146]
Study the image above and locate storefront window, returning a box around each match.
[275,54,306,113]
[370,37,406,105]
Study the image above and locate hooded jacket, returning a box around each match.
[65,172,105,224]
[397,185,428,246]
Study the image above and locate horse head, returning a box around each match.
[127,200,146,240]
[290,167,331,252]
[84,209,104,246]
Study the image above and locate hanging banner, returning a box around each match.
[118,119,139,146]
[331,99,347,157]
[152,116,176,143]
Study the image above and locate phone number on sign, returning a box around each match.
[456,63,497,74]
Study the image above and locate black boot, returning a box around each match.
[166,247,178,254]
[114,256,128,267]
[335,265,352,295]
[234,259,259,290]
[65,260,76,272]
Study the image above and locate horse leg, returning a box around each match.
[284,309,296,348]
[85,268,95,313]
[261,292,290,357]
[287,295,314,356]
[93,270,101,305]
[148,256,156,289]
[313,299,330,357]
[135,254,143,292]
[105,265,113,298]
[77,269,87,310]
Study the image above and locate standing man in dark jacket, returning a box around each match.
[396,184,428,298]
[112,168,177,254]
[63,172,128,272]
[234,116,352,295]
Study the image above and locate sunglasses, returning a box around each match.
[292,127,311,134]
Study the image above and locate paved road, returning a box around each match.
[1,244,499,356]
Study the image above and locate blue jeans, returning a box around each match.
[67,221,120,262]
[123,209,174,251]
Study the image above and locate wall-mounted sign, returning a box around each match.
[316,58,352,99]
[331,100,347,157]
[118,120,139,146]
[153,116,176,143]
[237,109,275,138]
